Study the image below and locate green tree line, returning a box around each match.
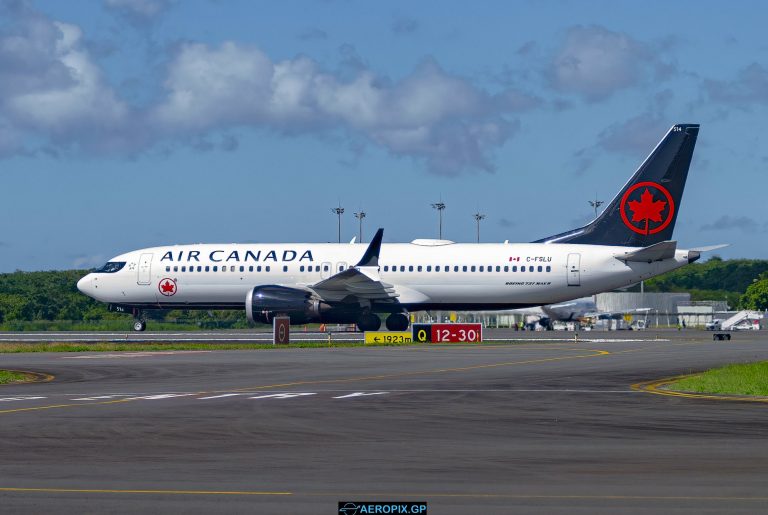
[628,257,768,309]
[0,269,248,330]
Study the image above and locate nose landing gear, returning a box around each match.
[132,308,146,332]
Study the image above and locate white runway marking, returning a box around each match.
[333,392,388,399]
[0,396,46,402]
[248,393,317,400]
[197,394,243,400]
[124,394,196,401]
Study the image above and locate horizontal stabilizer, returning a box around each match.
[690,244,729,252]
[616,240,677,263]
[686,243,729,263]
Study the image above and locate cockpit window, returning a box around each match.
[94,261,126,273]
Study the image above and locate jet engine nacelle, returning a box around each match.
[245,285,359,325]
[246,285,322,324]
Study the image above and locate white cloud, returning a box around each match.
[0,8,129,154]
[152,44,528,174]
[549,25,670,101]
[703,63,768,107]
[103,0,172,24]
[0,6,537,174]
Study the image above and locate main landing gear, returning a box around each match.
[356,312,382,332]
[132,309,146,332]
[385,313,410,331]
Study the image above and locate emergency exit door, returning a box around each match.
[567,253,581,286]
[138,253,153,285]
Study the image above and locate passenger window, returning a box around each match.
[165,266,170,272]
[479,266,484,272]
[488,267,492,272]
[427,266,432,272]
[546,265,551,272]
[324,265,329,272]
[266,266,270,272]
[530,266,535,272]
[173,266,178,272]
[248,266,253,272]
[240,266,244,272]
[197,266,202,272]
[181,266,186,272]
[205,266,210,272]
[417,266,422,272]
[300,266,305,272]
[471,266,476,272]
[435,266,440,272]
[257,266,262,272]
[538,266,543,272]
[400,266,405,272]
[222,267,226,272]
[283,265,288,272]
[513,266,517,272]
[213,266,218,272]
[462,266,467,272]
[315,266,320,272]
[409,266,414,272]
[230,266,235,272]
[496,266,500,272]
[504,266,509,272]
[454,266,459,272]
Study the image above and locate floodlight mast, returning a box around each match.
[431,202,446,239]
[331,206,344,243]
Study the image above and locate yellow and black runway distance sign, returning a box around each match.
[364,331,413,344]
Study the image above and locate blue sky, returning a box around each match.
[1,0,767,271]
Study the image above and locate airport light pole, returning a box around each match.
[473,212,486,243]
[331,206,344,243]
[588,196,604,219]
[354,211,366,243]
[431,202,446,239]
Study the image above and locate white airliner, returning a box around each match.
[78,124,717,332]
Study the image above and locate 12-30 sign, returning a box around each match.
[412,323,483,343]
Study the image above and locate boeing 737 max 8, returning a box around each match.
[78,124,717,332]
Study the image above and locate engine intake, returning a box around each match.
[246,285,324,324]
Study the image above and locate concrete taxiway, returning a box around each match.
[0,332,767,514]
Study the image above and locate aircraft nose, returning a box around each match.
[77,275,92,295]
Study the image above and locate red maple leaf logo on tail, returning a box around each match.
[628,188,667,235]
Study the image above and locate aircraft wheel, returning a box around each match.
[133,320,146,332]
[386,313,409,331]
[357,313,381,332]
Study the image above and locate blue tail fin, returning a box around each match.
[535,124,699,247]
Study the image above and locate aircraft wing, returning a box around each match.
[307,228,400,303]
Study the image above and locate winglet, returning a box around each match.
[355,228,384,267]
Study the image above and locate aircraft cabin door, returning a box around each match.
[321,262,332,279]
[138,253,153,285]
[567,253,581,286]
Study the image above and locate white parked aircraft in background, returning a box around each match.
[78,124,718,332]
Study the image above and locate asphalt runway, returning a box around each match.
[1,333,767,514]
[0,327,712,343]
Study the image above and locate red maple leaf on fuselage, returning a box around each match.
[628,188,667,235]
[161,280,175,293]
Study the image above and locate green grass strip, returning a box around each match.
[668,361,768,396]
[0,370,33,384]
[0,341,412,353]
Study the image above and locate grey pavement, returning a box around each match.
[0,332,767,514]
